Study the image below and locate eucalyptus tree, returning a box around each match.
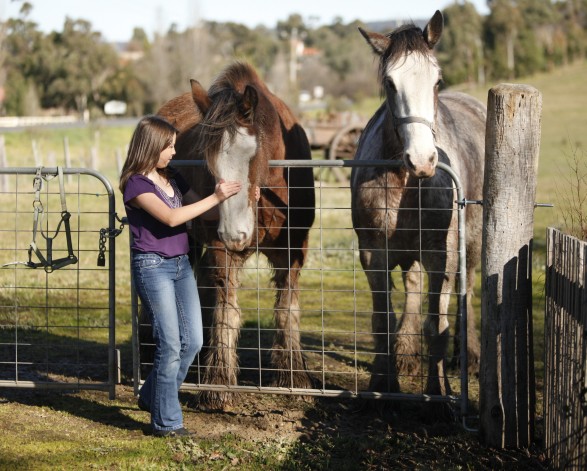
[437,2,485,86]
[485,0,523,79]
[2,3,49,115]
[45,18,119,117]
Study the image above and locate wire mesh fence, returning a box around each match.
[133,160,473,415]
[0,167,119,398]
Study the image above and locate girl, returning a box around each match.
[120,115,242,437]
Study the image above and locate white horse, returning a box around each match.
[351,11,486,400]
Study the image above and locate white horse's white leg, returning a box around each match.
[359,244,400,393]
[423,271,453,397]
[395,261,424,375]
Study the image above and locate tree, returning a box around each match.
[485,0,523,80]
[437,2,485,86]
[46,18,119,117]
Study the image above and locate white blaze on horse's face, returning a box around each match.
[215,127,258,252]
[386,52,440,178]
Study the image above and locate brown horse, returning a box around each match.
[351,11,485,401]
[158,62,315,409]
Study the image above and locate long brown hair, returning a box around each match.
[119,115,178,193]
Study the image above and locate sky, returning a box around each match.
[1,0,490,43]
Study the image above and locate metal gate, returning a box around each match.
[132,160,471,416]
[0,167,120,399]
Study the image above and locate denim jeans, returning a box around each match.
[132,252,203,432]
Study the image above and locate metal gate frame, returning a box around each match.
[0,167,119,399]
[132,159,470,417]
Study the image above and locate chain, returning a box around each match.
[97,215,127,267]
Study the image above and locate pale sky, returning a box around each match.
[1,0,490,43]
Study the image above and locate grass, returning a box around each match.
[0,60,584,468]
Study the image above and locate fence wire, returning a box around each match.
[133,160,473,416]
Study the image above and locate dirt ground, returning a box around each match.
[0,382,549,470]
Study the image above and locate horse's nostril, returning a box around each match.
[429,154,436,164]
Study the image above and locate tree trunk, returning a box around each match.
[479,83,542,448]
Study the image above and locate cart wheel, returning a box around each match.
[328,124,363,183]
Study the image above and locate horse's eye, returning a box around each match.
[436,78,443,88]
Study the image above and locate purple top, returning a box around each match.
[124,172,191,257]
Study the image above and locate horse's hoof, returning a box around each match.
[396,353,421,376]
[196,390,235,411]
[395,337,422,375]
[467,348,481,374]
[272,371,314,391]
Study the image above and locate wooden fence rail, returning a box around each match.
[545,228,587,470]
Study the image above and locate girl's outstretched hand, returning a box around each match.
[215,179,242,202]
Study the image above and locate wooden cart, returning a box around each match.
[302,113,366,182]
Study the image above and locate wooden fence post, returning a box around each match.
[479,83,542,448]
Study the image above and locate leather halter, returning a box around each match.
[393,115,435,132]
[385,94,437,138]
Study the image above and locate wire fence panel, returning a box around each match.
[0,167,119,399]
[545,228,587,470]
[133,160,471,415]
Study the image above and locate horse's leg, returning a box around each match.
[422,261,453,398]
[199,246,245,410]
[360,244,400,393]
[395,260,423,375]
[270,247,313,390]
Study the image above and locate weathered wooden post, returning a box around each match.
[479,84,542,448]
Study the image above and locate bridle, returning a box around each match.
[392,114,436,137]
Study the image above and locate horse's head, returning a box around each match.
[359,10,443,178]
[191,78,260,252]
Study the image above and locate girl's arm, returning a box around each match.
[183,185,262,221]
[182,189,219,220]
[130,180,242,227]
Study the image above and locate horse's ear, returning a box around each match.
[423,10,443,49]
[190,79,211,113]
[358,27,390,55]
[241,85,258,124]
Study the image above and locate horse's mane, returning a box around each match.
[198,62,271,173]
[378,24,437,92]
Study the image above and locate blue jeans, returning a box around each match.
[132,253,203,432]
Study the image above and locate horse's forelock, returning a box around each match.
[378,25,434,89]
[197,88,243,175]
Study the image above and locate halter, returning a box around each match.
[393,114,435,134]
[27,166,78,272]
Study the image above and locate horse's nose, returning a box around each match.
[217,230,249,252]
[404,151,437,178]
